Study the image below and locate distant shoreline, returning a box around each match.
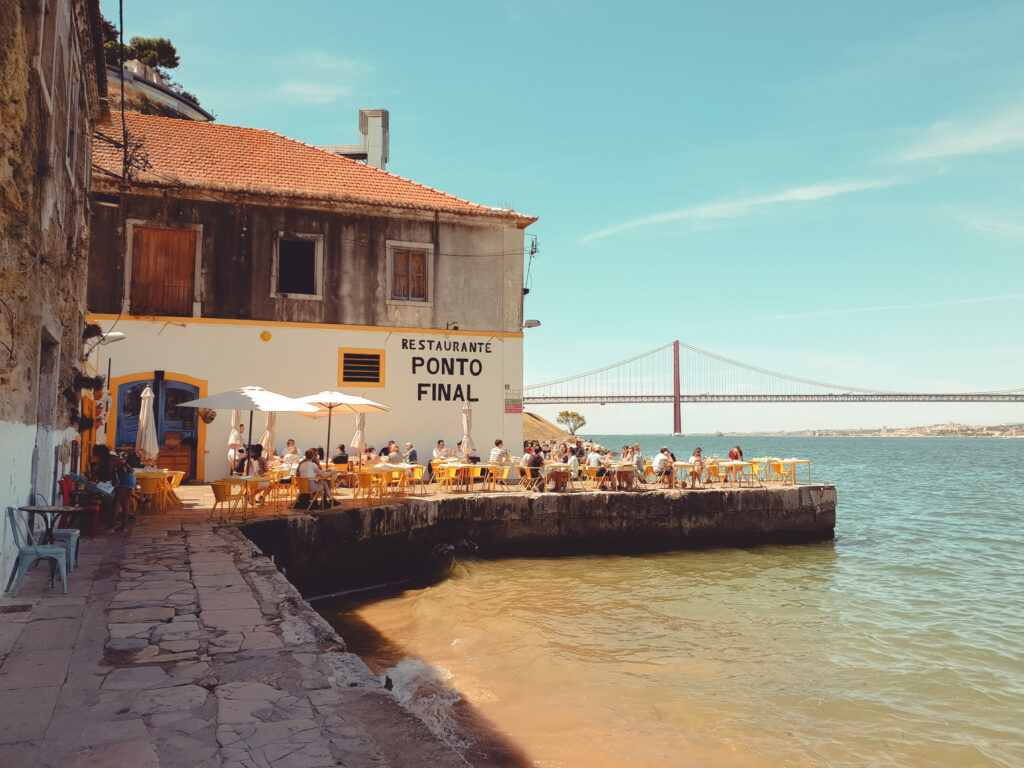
[581,424,1024,439]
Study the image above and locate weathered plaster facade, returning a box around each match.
[0,0,106,577]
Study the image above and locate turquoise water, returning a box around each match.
[326,436,1024,767]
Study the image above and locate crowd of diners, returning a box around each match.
[223,424,759,497]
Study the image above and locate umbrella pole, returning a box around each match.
[248,410,254,471]
[325,405,333,463]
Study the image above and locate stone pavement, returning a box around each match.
[0,510,467,767]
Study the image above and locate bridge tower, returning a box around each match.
[673,340,681,435]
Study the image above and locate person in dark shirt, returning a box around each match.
[90,444,136,531]
[526,450,545,492]
[331,444,349,465]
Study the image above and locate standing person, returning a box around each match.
[90,444,136,531]
[729,445,744,460]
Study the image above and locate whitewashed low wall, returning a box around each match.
[0,421,75,591]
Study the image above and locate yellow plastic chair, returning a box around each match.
[135,475,166,512]
[291,476,329,510]
[210,481,244,522]
[435,464,457,493]
[771,461,794,485]
[408,465,427,495]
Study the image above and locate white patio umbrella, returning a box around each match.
[296,391,389,462]
[259,412,277,459]
[178,387,318,471]
[135,385,161,467]
[460,402,475,457]
[350,412,366,466]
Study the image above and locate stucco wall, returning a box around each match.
[88,317,524,481]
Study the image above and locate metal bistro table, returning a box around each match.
[17,505,89,544]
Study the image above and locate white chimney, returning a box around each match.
[359,109,389,170]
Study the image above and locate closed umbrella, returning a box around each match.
[351,412,366,466]
[296,391,389,462]
[460,402,475,457]
[259,412,277,459]
[136,385,161,467]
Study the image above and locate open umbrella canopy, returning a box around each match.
[178,387,318,413]
[297,391,389,458]
[296,391,390,416]
[136,385,161,465]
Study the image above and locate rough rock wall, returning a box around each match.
[1,0,92,430]
[243,486,838,596]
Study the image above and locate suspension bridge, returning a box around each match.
[522,341,1024,433]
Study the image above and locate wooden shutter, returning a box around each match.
[392,249,409,300]
[409,250,427,300]
[131,227,196,316]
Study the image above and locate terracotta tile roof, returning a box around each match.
[92,113,536,226]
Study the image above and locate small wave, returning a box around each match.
[384,657,471,749]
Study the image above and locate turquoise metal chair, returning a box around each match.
[5,507,68,597]
[31,493,79,572]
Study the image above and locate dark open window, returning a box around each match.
[276,238,317,295]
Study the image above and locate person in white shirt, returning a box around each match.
[687,447,705,488]
[567,450,580,478]
[489,439,511,463]
[432,440,450,460]
[652,447,673,486]
[295,449,330,506]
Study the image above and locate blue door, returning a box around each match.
[115,377,200,478]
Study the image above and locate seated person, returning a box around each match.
[586,448,606,479]
[651,447,673,486]
[233,447,248,475]
[244,444,268,477]
[489,439,511,463]
[687,447,705,487]
[331,444,349,465]
[295,449,330,507]
[526,448,545,492]
[388,442,403,464]
[567,450,580,477]
[402,442,418,464]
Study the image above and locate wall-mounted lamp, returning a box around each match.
[99,331,126,345]
[522,319,541,329]
[446,321,460,331]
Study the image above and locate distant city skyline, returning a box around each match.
[103,0,1024,432]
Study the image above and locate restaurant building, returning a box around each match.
[1,0,107,574]
[86,113,536,480]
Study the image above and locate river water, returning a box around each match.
[321,436,1024,767]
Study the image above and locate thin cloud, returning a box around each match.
[581,178,897,242]
[274,81,352,105]
[958,214,1024,240]
[272,51,360,105]
[896,106,1024,162]
[756,293,1024,322]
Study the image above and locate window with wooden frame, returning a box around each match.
[122,221,202,317]
[337,348,386,388]
[386,240,433,306]
[271,232,323,300]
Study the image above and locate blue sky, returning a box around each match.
[104,0,1024,432]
